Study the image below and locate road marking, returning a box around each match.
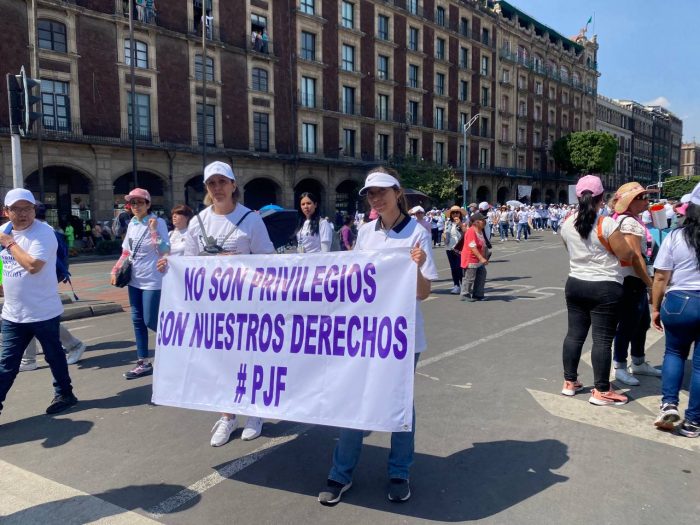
[527,389,700,453]
[0,459,160,524]
[417,309,566,369]
[146,423,310,519]
[82,330,132,344]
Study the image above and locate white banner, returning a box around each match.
[517,185,532,199]
[152,250,417,432]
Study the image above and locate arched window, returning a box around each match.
[252,67,268,92]
[194,54,214,81]
[125,39,148,68]
[38,19,67,52]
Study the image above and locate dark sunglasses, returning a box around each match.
[634,194,649,201]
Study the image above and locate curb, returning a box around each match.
[61,301,124,321]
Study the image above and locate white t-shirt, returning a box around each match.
[169,228,188,257]
[355,216,438,354]
[654,229,700,292]
[1,220,63,323]
[616,215,646,279]
[122,215,171,291]
[296,218,333,253]
[185,204,274,256]
[560,213,624,284]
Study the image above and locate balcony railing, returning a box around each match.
[187,19,219,41]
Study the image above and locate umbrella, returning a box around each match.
[260,208,298,249]
[259,204,283,212]
[506,200,524,207]
[404,188,432,209]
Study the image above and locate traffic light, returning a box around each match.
[16,66,41,136]
[6,74,23,134]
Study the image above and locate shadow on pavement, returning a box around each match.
[76,345,136,370]
[488,275,531,282]
[232,435,569,521]
[2,483,200,524]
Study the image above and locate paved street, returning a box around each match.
[1,234,697,524]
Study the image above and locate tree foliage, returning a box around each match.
[388,156,460,205]
[553,131,618,175]
[661,176,700,199]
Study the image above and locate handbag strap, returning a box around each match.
[195,209,253,250]
[128,227,150,260]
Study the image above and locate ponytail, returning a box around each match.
[574,191,603,239]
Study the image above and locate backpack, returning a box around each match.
[3,223,78,300]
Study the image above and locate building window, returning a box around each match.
[435,72,445,95]
[195,54,214,81]
[127,92,151,140]
[377,55,390,80]
[435,141,445,164]
[409,137,419,156]
[408,27,419,51]
[407,0,418,15]
[460,17,469,37]
[341,1,354,29]
[481,56,489,76]
[377,14,389,40]
[341,44,355,71]
[300,31,316,61]
[459,80,468,101]
[535,80,543,95]
[342,85,355,114]
[41,79,70,131]
[196,103,215,146]
[408,100,419,125]
[378,133,389,160]
[479,147,489,168]
[434,106,444,130]
[481,86,489,106]
[38,19,67,52]
[125,39,148,68]
[302,122,317,153]
[480,116,489,137]
[501,94,509,112]
[502,69,510,83]
[435,6,445,27]
[253,112,269,152]
[300,76,316,108]
[459,47,468,68]
[343,128,356,157]
[300,0,315,15]
[252,67,268,92]
[501,124,509,142]
[481,28,490,46]
[435,38,445,60]
[377,94,390,120]
[408,64,419,88]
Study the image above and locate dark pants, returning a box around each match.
[431,229,440,246]
[562,277,623,392]
[0,316,72,413]
[446,249,462,287]
[613,276,651,364]
[461,265,487,299]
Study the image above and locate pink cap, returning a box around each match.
[125,188,151,203]
[575,175,604,198]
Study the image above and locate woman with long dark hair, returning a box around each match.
[558,175,635,406]
[651,182,700,437]
[295,192,333,253]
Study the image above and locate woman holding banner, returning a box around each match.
[295,192,333,253]
[159,161,274,446]
[318,167,438,506]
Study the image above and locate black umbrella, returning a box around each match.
[260,208,298,249]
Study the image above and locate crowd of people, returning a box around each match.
[0,162,697,508]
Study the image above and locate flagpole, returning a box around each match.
[593,12,596,35]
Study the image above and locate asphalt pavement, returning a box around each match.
[0,234,697,524]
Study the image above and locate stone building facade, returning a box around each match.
[0,0,602,226]
[595,95,632,190]
[681,142,700,178]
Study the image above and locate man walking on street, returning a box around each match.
[0,189,77,417]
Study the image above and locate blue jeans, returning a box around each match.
[660,290,700,422]
[128,286,161,360]
[0,316,72,412]
[498,223,509,240]
[328,354,420,484]
[517,223,529,240]
[551,220,559,233]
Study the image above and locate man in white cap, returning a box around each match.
[408,205,431,233]
[478,202,492,240]
[0,189,77,417]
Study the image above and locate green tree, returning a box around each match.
[388,156,460,205]
[568,131,618,174]
[552,134,574,174]
[661,176,700,199]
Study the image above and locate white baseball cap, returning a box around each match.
[689,182,700,206]
[478,201,490,211]
[681,193,692,204]
[4,188,36,207]
[359,170,401,196]
[204,161,235,182]
[409,205,425,214]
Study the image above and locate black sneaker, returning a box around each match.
[318,480,352,506]
[124,362,153,380]
[46,393,78,414]
[387,478,411,502]
[654,403,681,430]
[678,419,700,438]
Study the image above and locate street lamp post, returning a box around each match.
[462,114,480,207]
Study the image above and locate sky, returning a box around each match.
[505,0,700,143]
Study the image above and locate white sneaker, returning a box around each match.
[614,366,640,386]
[241,417,264,441]
[19,361,38,372]
[630,361,662,377]
[450,285,460,295]
[210,416,237,447]
[66,342,87,365]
